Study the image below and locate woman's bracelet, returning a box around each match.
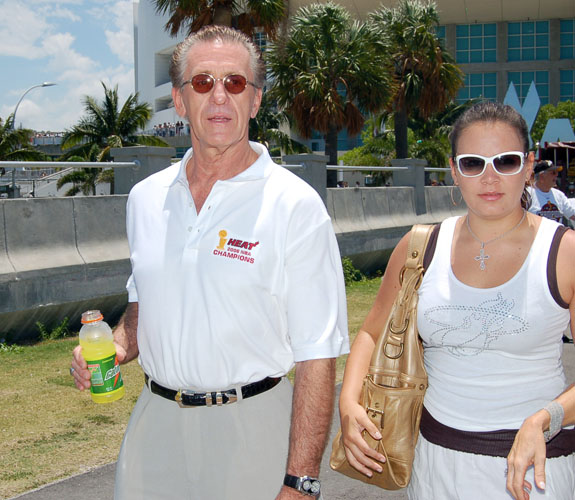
[543,401,564,443]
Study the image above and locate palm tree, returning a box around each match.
[369,0,464,159]
[267,2,394,186]
[0,114,47,179]
[249,93,310,156]
[151,0,286,38]
[0,114,46,163]
[57,144,105,196]
[61,82,167,163]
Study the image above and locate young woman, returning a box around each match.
[339,102,575,500]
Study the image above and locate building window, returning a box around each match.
[508,71,549,104]
[457,73,497,103]
[455,24,496,64]
[253,30,267,53]
[560,19,575,59]
[508,21,549,61]
[560,70,575,101]
[436,25,446,42]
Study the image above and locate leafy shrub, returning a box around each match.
[36,317,71,341]
[342,257,365,286]
[0,342,23,354]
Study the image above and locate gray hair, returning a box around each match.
[169,25,265,89]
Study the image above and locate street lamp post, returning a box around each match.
[9,82,56,197]
[11,82,57,130]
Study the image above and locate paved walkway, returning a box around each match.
[10,344,575,500]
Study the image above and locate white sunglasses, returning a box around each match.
[454,151,527,178]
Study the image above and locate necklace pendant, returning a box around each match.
[474,244,489,271]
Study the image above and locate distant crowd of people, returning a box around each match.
[152,121,189,137]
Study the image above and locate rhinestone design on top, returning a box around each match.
[423,292,529,356]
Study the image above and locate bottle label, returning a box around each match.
[87,354,124,394]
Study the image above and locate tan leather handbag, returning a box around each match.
[330,224,434,490]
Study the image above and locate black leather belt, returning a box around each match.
[145,374,281,408]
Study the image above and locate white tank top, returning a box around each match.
[417,216,569,431]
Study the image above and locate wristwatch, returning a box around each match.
[283,474,321,497]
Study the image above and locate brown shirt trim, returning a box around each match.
[547,225,569,309]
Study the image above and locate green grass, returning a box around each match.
[0,278,381,498]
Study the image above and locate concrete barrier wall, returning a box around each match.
[1,196,130,341]
[1,186,465,341]
[328,186,466,271]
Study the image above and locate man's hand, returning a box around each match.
[71,342,128,391]
[70,302,139,390]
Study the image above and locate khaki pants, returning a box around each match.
[115,378,293,499]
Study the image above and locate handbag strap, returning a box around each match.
[370,225,434,369]
[388,225,434,339]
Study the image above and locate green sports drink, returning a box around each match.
[79,310,125,403]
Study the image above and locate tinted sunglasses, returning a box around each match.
[454,151,527,177]
[182,73,257,94]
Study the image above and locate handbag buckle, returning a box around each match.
[367,406,385,427]
[384,341,404,359]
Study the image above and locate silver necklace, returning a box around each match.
[465,210,527,271]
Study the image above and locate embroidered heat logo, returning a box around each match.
[213,230,259,264]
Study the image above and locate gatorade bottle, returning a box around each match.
[79,310,125,403]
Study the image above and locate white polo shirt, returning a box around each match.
[126,142,349,391]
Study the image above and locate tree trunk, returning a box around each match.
[394,109,409,159]
[213,7,233,26]
[324,126,339,187]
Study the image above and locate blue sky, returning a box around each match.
[0,0,136,132]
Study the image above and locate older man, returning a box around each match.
[71,26,348,499]
[528,160,575,224]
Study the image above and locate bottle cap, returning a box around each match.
[81,310,104,324]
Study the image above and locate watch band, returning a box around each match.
[283,474,321,497]
[543,401,564,443]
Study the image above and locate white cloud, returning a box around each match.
[0,0,85,58]
[42,33,97,73]
[0,0,136,131]
[106,28,134,65]
[97,0,135,64]
[0,1,51,57]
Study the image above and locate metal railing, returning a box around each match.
[0,161,139,169]
[327,164,451,173]
[0,159,451,198]
[0,161,140,198]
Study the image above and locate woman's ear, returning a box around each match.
[524,151,535,183]
[449,157,458,186]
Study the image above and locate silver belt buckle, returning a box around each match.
[175,389,238,407]
[206,391,238,406]
[175,389,197,408]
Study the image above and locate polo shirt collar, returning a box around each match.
[167,141,272,189]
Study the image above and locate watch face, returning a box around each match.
[301,479,320,495]
[310,480,320,494]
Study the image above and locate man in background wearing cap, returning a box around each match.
[528,160,575,224]
[528,160,575,343]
